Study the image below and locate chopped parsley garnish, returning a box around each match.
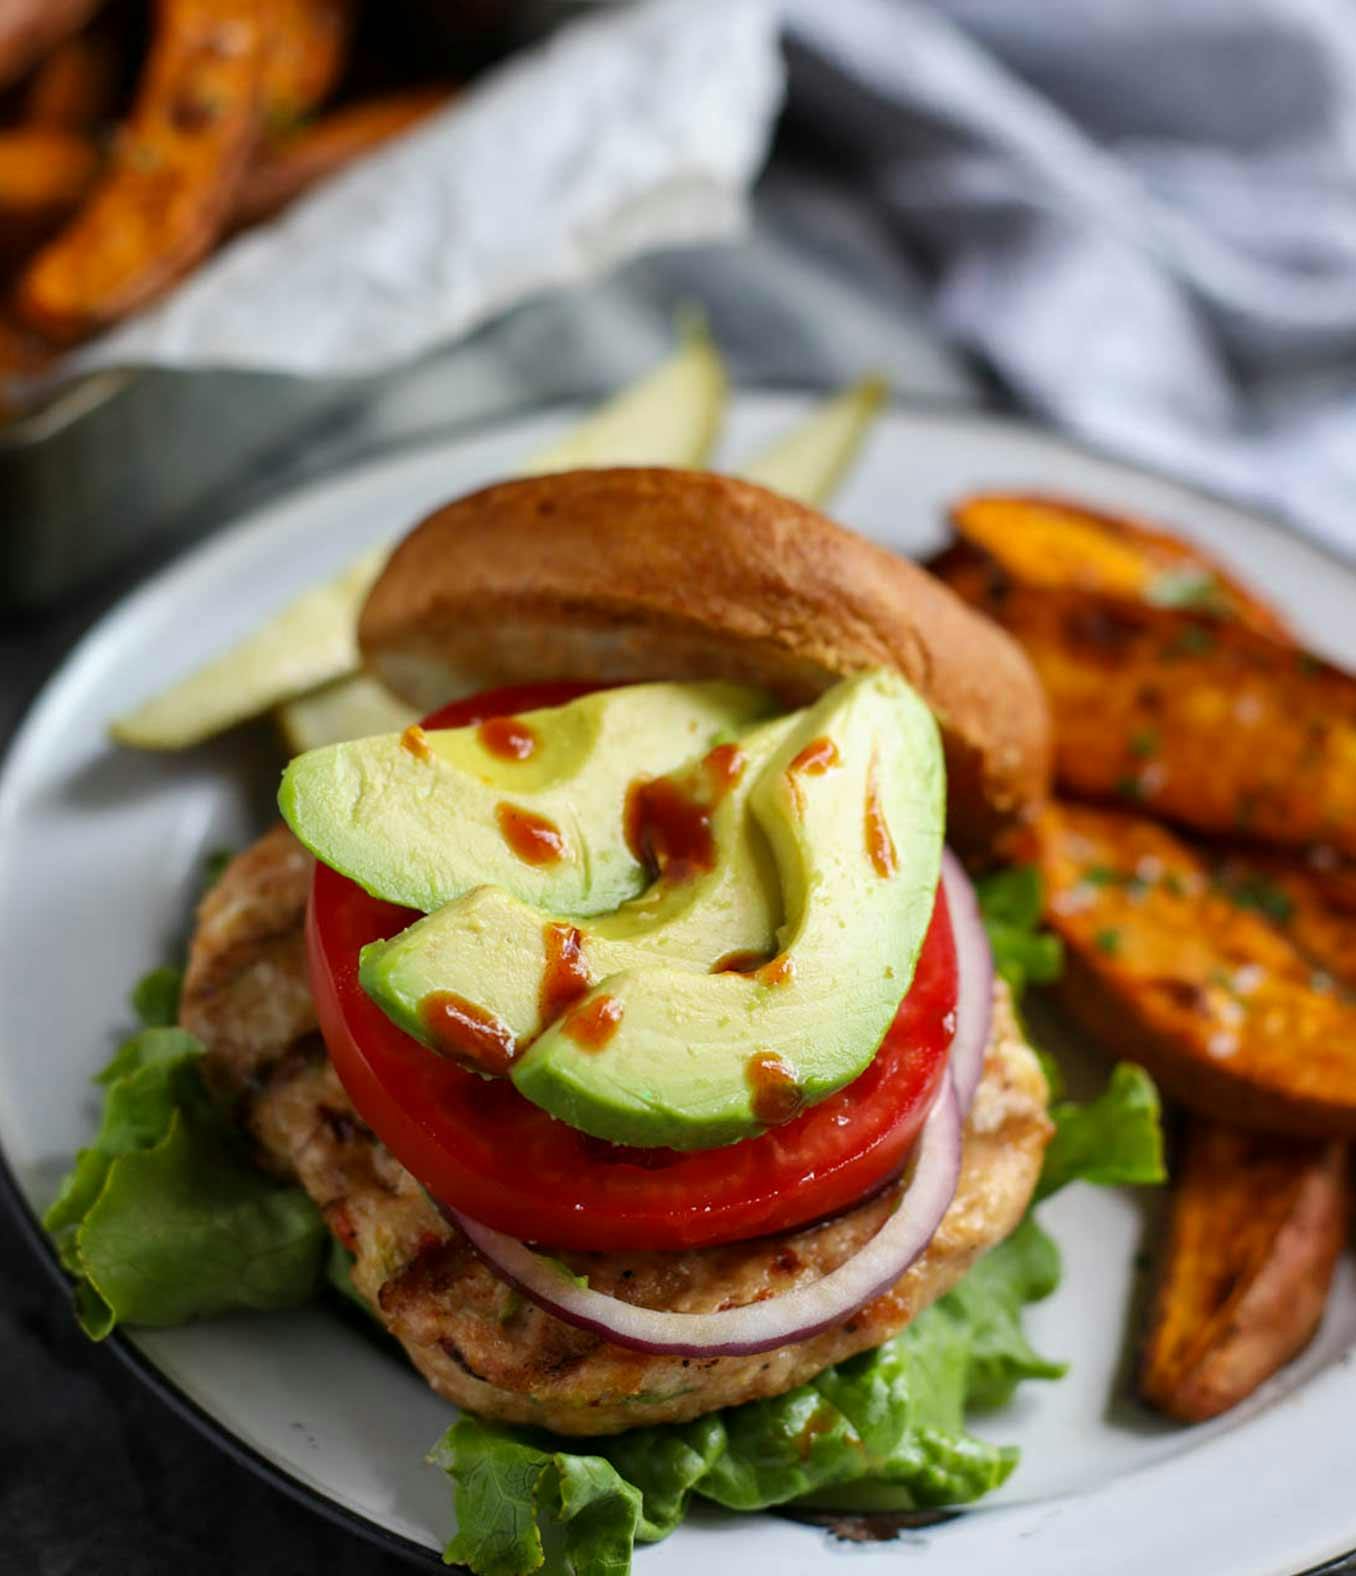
[1083,865,1122,887]
[1213,869,1294,926]
[1162,624,1216,659]
[1094,929,1122,957]
[1144,568,1226,614]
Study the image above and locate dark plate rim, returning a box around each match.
[2,388,1353,1576]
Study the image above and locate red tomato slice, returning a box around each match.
[307,682,956,1253]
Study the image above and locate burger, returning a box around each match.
[51,468,1160,1570]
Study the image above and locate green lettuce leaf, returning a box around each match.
[432,1420,647,1576]
[430,1211,1064,1571]
[73,1111,326,1337]
[974,866,1064,995]
[44,973,327,1338]
[1037,1062,1166,1201]
[129,965,183,1029]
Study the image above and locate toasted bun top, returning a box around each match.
[359,468,1051,853]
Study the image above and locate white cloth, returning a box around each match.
[786,0,1356,555]
[73,0,782,379]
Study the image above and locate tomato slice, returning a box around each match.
[307,682,956,1253]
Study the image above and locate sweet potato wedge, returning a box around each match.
[935,562,1356,859]
[22,31,120,131]
[1039,801,1356,1135]
[948,493,1291,640]
[12,0,268,344]
[233,86,454,229]
[0,0,102,94]
[259,0,354,125]
[1140,1120,1347,1422]
[1209,849,1356,993]
[0,129,99,261]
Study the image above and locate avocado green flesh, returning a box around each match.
[357,715,797,1050]
[278,681,773,916]
[511,670,945,1150]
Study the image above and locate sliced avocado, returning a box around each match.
[736,374,887,507]
[511,670,945,1149]
[279,682,773,916]
[276,673,418,755]
[356,715,797,1052]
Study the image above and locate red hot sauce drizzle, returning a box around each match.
[478,715,539,761]
[419,992,517,1076]
[400,723,433,762]
[746,1050,804,1126]
[703,741,748,795]
[714,949,797,986]
[562,994,623,1052]
[864,754,898,879]
[625,742,747,886]
[785,734,840,815]
[496,802,566,866]
[790,736,841,776]
[794,1406,838,1461]
[540,922,593,1025]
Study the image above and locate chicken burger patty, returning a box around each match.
[183,825,1050,1436]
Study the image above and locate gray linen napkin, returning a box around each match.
[785,0,1356,556]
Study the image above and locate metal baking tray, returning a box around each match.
[1,369,361,612]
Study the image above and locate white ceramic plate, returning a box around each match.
[3,395,1355,1575]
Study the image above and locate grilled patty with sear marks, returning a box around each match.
[183,827,1051,1435]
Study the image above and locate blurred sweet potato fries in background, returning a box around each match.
[0,0,459,405]
[936,490,1356,1425]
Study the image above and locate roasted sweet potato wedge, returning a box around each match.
[260,0,353,125]
[1039,802,1356,1135]
[12,0,268,344]
[0,129,99,262]
[22,31,120,130]
[1209,849,1356,994]
[948,493,1291,640]
[1140,1120,1347,1422]
[233,86,455,229]
[935,563,1356,859]
[0,0,102,94]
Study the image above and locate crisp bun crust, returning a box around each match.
[358,469,1052,853]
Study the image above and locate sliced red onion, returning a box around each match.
[941,846,994,1115]
[445,1081,961,1358]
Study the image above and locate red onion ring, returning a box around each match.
[445,1081,962,1357]
[941,847,994,1114]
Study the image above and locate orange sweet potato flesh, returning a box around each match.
[12,0,268,344]
[1140,1120,1347,1422]
[0,127,100,223]
[0,0,103,94]
[1209,849,1356,994]
[1038,802,1356,1136]
[233,87,455,230]
[22,31,120,131]
[937,555,1356,859]
[259,0,354,125]
[949,493,1292,641]
[0,129,100,249]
